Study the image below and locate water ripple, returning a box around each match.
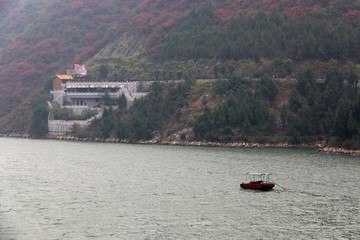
[0,138,359,239]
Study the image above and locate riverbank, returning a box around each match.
[1,133,359,157]
[318,146,360,157]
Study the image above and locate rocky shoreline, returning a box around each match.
[318,146,360,157]
[2,133,359,157]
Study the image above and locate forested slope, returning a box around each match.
[0,0,139,130]
[81,68,360,149]
[1,0,360,148]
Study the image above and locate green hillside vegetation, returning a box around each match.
[66,66,360,149]
[0,0,135,125]
[1,0,360,149]
[155,5,360,62]
[86,3,360,83]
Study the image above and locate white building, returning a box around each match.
[49,74,149,135]
[51,74,148,109]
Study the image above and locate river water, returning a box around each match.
[0,138,359,240]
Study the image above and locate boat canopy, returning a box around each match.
[246,172,272,183]
[247,172,271,176]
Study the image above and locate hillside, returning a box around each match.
[71,69,360,150]
[1,0,360,148]
[0,0,139,130]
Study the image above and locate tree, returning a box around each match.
[242,115,250,141]
[297,104,312,136]
[332,100,357,140]
[323,69,344,111]
[29,96,49,138]
[256,75,278,102]
[102,91,113,106]
[194,108,213,140]
[100,108,114,138]
[117,93,127,111]
[289,90,301,112]
[343,62,359,100]
[297,69,316,97]
[99,65,109,79]
[280,105,288,129]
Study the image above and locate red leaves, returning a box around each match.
[135,1,188,30]
[82,32,97,43]
[283,6,307,20]
[73,45,97,63]
[262,0,279,11]
[33,38,60,52]
[215,8,230,22]
[0,0,11,7]
[70,0,83,12]
[162,19,175,29]
[345,10,360,23]
[70,0,98,12]
[135,12,157,29]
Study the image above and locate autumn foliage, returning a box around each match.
[1,0,360,131]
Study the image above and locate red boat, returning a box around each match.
[240,173,275,191]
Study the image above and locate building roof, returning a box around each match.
[56,74,73,80]
[65,82,128,89]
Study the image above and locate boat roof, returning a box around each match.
[247,172,271,176]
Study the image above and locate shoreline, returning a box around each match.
[1,133,360,157]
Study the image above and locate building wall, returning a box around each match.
[51,90,64,105]
[48,111,102,135]
[69,98,100,108]
[49,79,150,136]
[48,120,87,135]
[52,81,146,107]
[53,75,73,90]
[53,78,63,90]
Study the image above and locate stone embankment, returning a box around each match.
[48,136,323,150]
[1,133,360,157]
[138,139,320,149]
[319,147,360,157]
[0,133,30,138]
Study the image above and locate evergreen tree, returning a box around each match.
[117,93,127,111]
[29,96,49,138]
[297,69,317,97]
[323,69,344,111]
[242,115,250,141]
[332,100,357,141]
[343,63,359,100]
[280,105,288,129]
[99,65,109,79]
[256,75,278,102]
[100,108,114,138]
[289,90,302,112]
[194,108,213,140]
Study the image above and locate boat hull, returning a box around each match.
[240,182,275,191]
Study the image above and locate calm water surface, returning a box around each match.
[0,138,359,239]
